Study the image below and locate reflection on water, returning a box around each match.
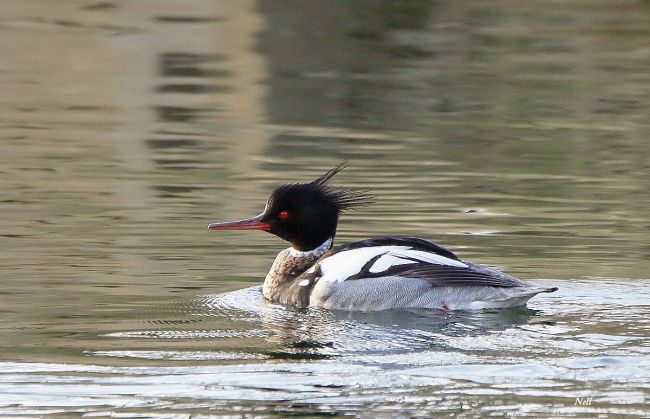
[202,286,544,356]
[0,0,649,417]
[1,280,649,416]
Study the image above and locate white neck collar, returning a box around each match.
[288,237,333,258]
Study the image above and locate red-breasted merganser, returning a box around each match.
[208,163,558,311]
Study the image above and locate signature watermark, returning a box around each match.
[574,397,593,406]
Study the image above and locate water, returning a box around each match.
[1,0,649,416]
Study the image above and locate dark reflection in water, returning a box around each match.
[159,52,229,78]
[155,105,209,122]
[200,286,543,359]
[145,138,202,149]
[257,0,436,129]
[157,83,232,94]
[265,306,544,359]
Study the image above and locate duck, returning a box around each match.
[208,163,557,311]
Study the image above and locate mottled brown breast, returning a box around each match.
[262,248,324,307]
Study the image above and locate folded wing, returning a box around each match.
[314,237,527,288]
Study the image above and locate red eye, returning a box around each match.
[278,210,289,219]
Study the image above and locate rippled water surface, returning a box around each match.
[1,1,649,417]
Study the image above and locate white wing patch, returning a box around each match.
[318,246,395,283]
[369,254,417,273]
[392,249,466,267]
[318,245,467,283]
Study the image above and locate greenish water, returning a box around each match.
[0,1,649,416]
